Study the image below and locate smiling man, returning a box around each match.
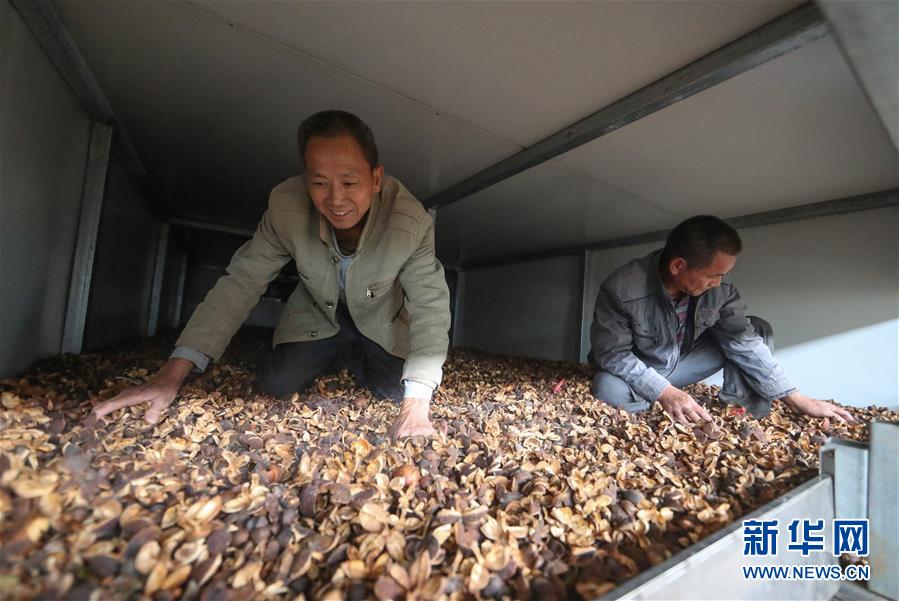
[91,110,450,439]
[589,215,854,424]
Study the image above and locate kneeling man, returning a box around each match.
[589,215,854,424]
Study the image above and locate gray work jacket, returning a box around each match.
[589,250,795,402]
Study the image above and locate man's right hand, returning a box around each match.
[89,358,194,425]
[657,385,712,424]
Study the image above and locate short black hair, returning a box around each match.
[296,110,379,169]
[660,215,742,269]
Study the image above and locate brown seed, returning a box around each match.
[163,564,192,589]
[621,490,644,505]
[374,575,404,600]
[2,337,891,600]
[86,555,120,578]
[121,517,154,539]
[191,554,223,587]
[207,528,231,556]
[263,539,280,562]
[390,464,420,488]
[144,562,168,595]
[135,541,161,575]
[174,541,204,564]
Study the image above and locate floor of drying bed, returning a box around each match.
[1,327,895,600]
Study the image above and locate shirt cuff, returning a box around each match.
[767,386,798,402]
[403,379,434,401]
[636,369,671,403]
[170,346,210,373]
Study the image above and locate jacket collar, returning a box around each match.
[648,250,673,304]
[620,249,673,303]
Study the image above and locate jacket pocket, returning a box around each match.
[632,323,658,350]
[694,308,719,338]
[632,313,657,339]
[365,277,396,300]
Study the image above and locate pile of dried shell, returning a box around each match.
[1,330,895,600]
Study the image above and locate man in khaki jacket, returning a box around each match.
[91,111,451,439]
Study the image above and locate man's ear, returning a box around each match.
[669,257,688,275]
[372,165,384,194]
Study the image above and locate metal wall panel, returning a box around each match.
[0,0,92,376]
[157,239,184,332]
[606,476,839,601]
[61,123,112,354]
[181,264,284,333]
[83,158,161,351]
[455,255,582,362]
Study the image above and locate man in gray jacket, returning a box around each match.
[589,215,854,424]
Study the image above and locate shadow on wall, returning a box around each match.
[702,319,899,408]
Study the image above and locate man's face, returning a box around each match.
[305,134,383,230]
[667,251,738,297]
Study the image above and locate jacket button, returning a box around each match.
[307,330,318,338]
[325,301,334,308]
[365,289,373,298]
[331,256,339,265]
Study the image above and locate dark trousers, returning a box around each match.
[592,316,775,417]
[256,302,404,402]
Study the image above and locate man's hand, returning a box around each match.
[89,358,194,425]
[388,397,437,440]
[657,385,712,424]
[782,391,856,423]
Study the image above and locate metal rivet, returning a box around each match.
[308,330,318,338]
[326,301,334,308]
[331,256,339,265]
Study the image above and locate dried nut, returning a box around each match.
[436,509,461,524]
[9,471,58,498]
[374,575,404,600]
[390,464,420,488]
[144,562,168,595]
[206,528,231,556]
[232,561,262,588]
[135,541,161,575]
[86,555,120,578]
[188,496,222,522]
[163,564,192,589]
[174,541,204,564]
[0,331,885,600]
[192,554,223,586]
[358,503,388,533]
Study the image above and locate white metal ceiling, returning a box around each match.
[52,0,897,267]
[438,35,899,265]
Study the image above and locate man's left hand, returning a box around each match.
[388,397,437,440]
[782,391,856,423]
